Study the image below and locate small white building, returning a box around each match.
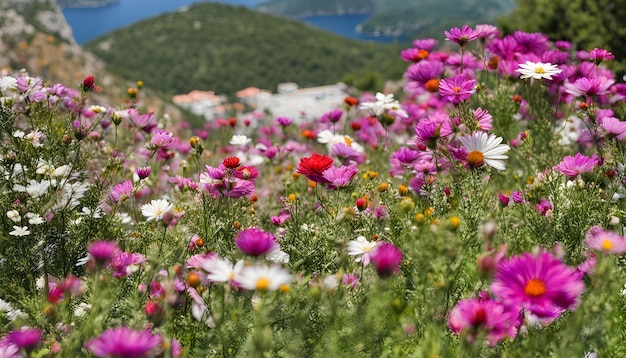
[172,90,227,121]
[244,82,348,123]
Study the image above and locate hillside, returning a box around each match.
[84,2,407,96]
[0,0,182,116]
[258,0,516,41]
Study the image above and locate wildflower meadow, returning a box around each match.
[2,24,626,357]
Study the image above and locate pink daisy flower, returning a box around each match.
[110,251,147,278]
[438,75,476,104]
[535,198,552,216]
[88,240,119,268]
[235,228,279,257]
[85,327,162,358]
[564,76,615,97]
[149,130,176,150]
[6,328,42,352]
[401,48,429,63]
[448,297,519,346]
[513,30,549,55]
[370,242,403,278]
[108,180,133,203]
[322,165,358,190]
[588,48,615,63]
[473,107,493,131]
[490,251,585,318]
[553,153,599,178]
[600,116,626,140]
[474,24,499,40]
[584,226,626,254]
[444,26,479,47]
[412,38,437,51]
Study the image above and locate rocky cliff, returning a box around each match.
[0,0,183,117]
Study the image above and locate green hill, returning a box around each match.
[84,2,408,97]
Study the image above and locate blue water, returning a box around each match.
[301,14,405,43]
[61,0,405,44]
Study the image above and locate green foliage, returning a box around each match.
[84,2,406,96]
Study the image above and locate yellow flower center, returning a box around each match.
[256,277,270,291]
[535,67,545,74]
[344,136,352,146]
[279,284,290,292]
[467,150,485,169]
[453,86,461,93]
[601,238,614,251]
[524,278,546,297]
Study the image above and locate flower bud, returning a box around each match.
[82,75,95,92]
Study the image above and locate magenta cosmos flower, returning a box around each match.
[588,48,615,63]
[600,116,626,140]
[149,130,176,150]
[439,75,476,104]
[88,240,119,267]
[444,26,479,47]
[448,298,519,346]
[370,242,403,278]
[535,198,552,216]
[564,76,615,97]
[85,327,162,358]
[553,153,599,178]
[6,327,42,352]
[322,165,358,189]
[584,226,626,255]
[490,251,585,319]
[235,227,279,256]
[108,180,133,203]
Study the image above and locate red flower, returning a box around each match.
[344,96,359,107]
[301,129,317,140]
[82,75,95,92]
[296,153,333,183]
[223,156,240,169]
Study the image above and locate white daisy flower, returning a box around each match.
[9,226,30,237]
[459,132,510,171]
[267,249,290,264]
[0,76,18,94]
[0,298,25,320]
[88,105,107,114]
[236,264,292,292]
[317,130,364,153]
[24,130,45,147]
[359,92,407,117]
[141,199,174,221]
[202,257,244,283]
[25,213,45,225]
[6,210,20,223]
[516,61,562,80]
[230,134,251,146]
[347,236,379,265]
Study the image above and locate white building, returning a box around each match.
[172,90,228,121]
[237,82,348,123]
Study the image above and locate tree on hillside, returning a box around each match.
[499,0,626,79]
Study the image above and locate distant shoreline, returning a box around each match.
[57,0,120,9]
